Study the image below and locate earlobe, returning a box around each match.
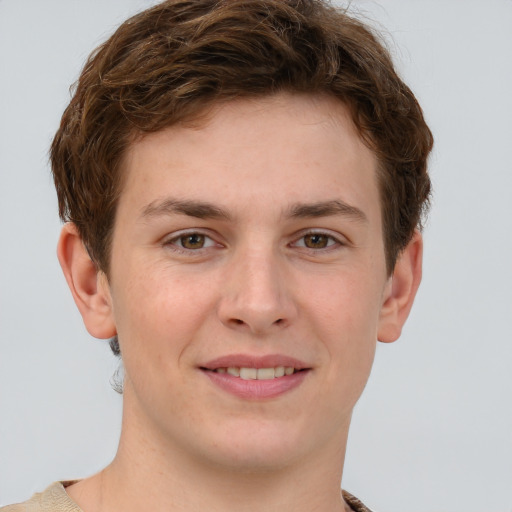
[57,223,117,339]
[377,230,423,343]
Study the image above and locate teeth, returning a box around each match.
[215,366,296,380]
[227,367,240,377]
[256,368,274,380]
[239,367,257,380]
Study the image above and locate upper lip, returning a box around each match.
[201,354,310,371]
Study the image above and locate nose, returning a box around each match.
[217,247,297,335]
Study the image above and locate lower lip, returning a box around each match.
[202,370,309,400]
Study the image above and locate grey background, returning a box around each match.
[1,1,511,510]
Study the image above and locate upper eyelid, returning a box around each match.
[291,229,346,244]
[164,228,218,242]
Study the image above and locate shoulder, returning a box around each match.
[342,490,375,512]
[0,482,82,512]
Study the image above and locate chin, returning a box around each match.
[206,446,301,474]
[194,420,314,472]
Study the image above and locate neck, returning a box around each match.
[68,391,352,512]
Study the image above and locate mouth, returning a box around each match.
[199,355,311,399]
[201,366,306,380]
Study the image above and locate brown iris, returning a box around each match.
[303,233,330,249]
[180,233,205,249]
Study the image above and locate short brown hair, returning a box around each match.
[51,0,432,275]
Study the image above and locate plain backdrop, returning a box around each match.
[1,1,511,511]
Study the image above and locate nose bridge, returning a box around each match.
[241,248,282,306]
[218,240,295,333]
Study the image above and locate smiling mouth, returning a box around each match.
[202,366,305,380]
[200,360,310,399]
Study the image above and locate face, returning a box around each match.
[105,93,394,470]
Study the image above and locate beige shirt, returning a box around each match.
[0,482,80,512]
[1,482,373,512]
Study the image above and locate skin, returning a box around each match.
[58,93,422,512]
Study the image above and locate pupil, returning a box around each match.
[305,234,328,248]
[182,234,204,249]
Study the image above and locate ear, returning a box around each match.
[377,230,423,343]
[57,223,117,339]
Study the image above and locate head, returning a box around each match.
[52,0,432,474]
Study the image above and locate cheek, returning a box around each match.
[307,271,382,391]
[309,267,383,338]
[111,263,217,372]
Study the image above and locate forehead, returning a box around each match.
[118,93,380,225]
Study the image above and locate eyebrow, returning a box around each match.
[140,198,232,221]
[140,197,367,223]
[287,200,368,223]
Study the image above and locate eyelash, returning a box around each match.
[163,231,220,254]
[163,230,344,255]
[290,231,343,251]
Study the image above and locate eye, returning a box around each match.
[293,232,340,250]
[166,232,217,251]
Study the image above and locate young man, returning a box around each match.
[2,0,432,511]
